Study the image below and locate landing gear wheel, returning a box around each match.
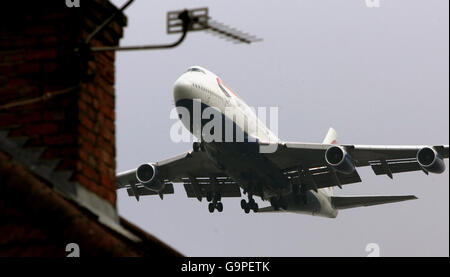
[244,205,250,214]
[216,202,223,212]
[251,202,259,212]
[241,199,247,209]
[208,203,215,213]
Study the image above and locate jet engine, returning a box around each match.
[136,163,165,192]
[325,145,355,174]
[417,147,446,174]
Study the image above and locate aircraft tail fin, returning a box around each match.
[323,127,338,144]
[331,195,417,210]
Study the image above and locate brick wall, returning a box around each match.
[0,151,182,256]
[0,0,125,205]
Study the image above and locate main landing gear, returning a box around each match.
[208,202,223,213]
[207,192,223,213]
[241,196,258,214]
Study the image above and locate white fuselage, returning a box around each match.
[174,66,278,144]
[173,66,337,217]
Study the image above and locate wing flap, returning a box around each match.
[183,177,241,199]
[331,195,417,210]
[370,159,423,176]
[127,183,174,197]
[284,166,362,190]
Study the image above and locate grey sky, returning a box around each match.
[111,0,449,256]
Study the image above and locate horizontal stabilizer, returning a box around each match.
[331,195,417,210]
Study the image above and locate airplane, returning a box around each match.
[116,66,449,218]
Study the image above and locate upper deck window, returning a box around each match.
[217,77,239,98]
[186,67,206,74]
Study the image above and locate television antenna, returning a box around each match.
[80,2,262,53]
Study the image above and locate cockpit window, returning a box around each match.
[186,67,206,74]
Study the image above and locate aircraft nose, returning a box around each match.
[173,74,192,103]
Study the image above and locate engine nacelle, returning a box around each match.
[417,147,446,174]
[136,163,165,192]
[325,146,355,174]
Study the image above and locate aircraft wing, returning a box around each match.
[264,142,449,190]
[116,151,241,201]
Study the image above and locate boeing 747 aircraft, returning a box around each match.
[117,66,448,217]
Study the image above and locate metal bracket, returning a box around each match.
[380,159,393,179]
[189,177,203,202]
[129,182,139,202]
[88,9,195,52]
[327,166,343,189]
[299,165,318,192]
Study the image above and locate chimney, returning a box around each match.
[0,0,125,223]
[0,0,182,257]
